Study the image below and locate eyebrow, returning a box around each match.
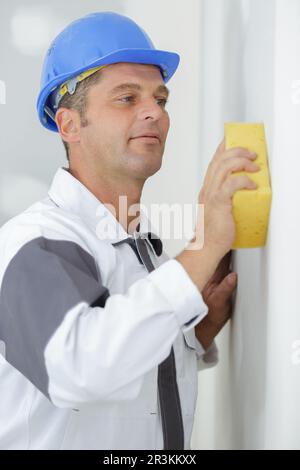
[108,83,170,98]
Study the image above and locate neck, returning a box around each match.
[68,164,144,235]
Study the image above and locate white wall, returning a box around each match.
[191,0,300,450]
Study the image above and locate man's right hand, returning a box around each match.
[175,138,260,292]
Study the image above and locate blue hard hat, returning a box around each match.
[37,11,180,132]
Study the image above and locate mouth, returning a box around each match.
[130,134,161,143]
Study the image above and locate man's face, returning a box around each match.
[78,62,170,181]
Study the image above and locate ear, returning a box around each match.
[55,107,81,145]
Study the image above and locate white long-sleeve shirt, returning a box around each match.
[0,167,218,450]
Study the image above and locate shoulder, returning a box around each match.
[0,197,115,283]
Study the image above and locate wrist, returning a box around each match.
[195,315,220,350]
[175,244,221,292]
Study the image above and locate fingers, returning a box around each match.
[200,145,257,202]
[222,174,258,200]
[217,147,256,161]
[206,254,231,286]
[200,138,226,193]
[202,251,233,296]
[215,271,238,299]
[217,251,232,276]
[206,273,237,326]
[202,281,218,301]
[213,156,260,190]
[216,137,225,154]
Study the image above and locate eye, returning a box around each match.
[117,95,168,107]
[119,95,135,103]
[157,98,168,107]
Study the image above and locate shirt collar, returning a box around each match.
[48,167,163,256]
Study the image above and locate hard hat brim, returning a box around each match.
[37,48,180,132]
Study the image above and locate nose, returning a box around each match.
[137,98,166,121]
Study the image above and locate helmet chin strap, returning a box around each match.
[44,105,56,124]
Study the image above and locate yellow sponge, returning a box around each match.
[224,122,272,249]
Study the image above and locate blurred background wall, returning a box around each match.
[1,0,300,450]
[191,0,300,450]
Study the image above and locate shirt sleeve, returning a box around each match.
[156,251,219,371]
[0,236,209,409]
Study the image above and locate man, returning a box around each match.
[0,12,259,450]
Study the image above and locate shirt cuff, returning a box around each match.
[195,336,219,370]
[147,258,209,329]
